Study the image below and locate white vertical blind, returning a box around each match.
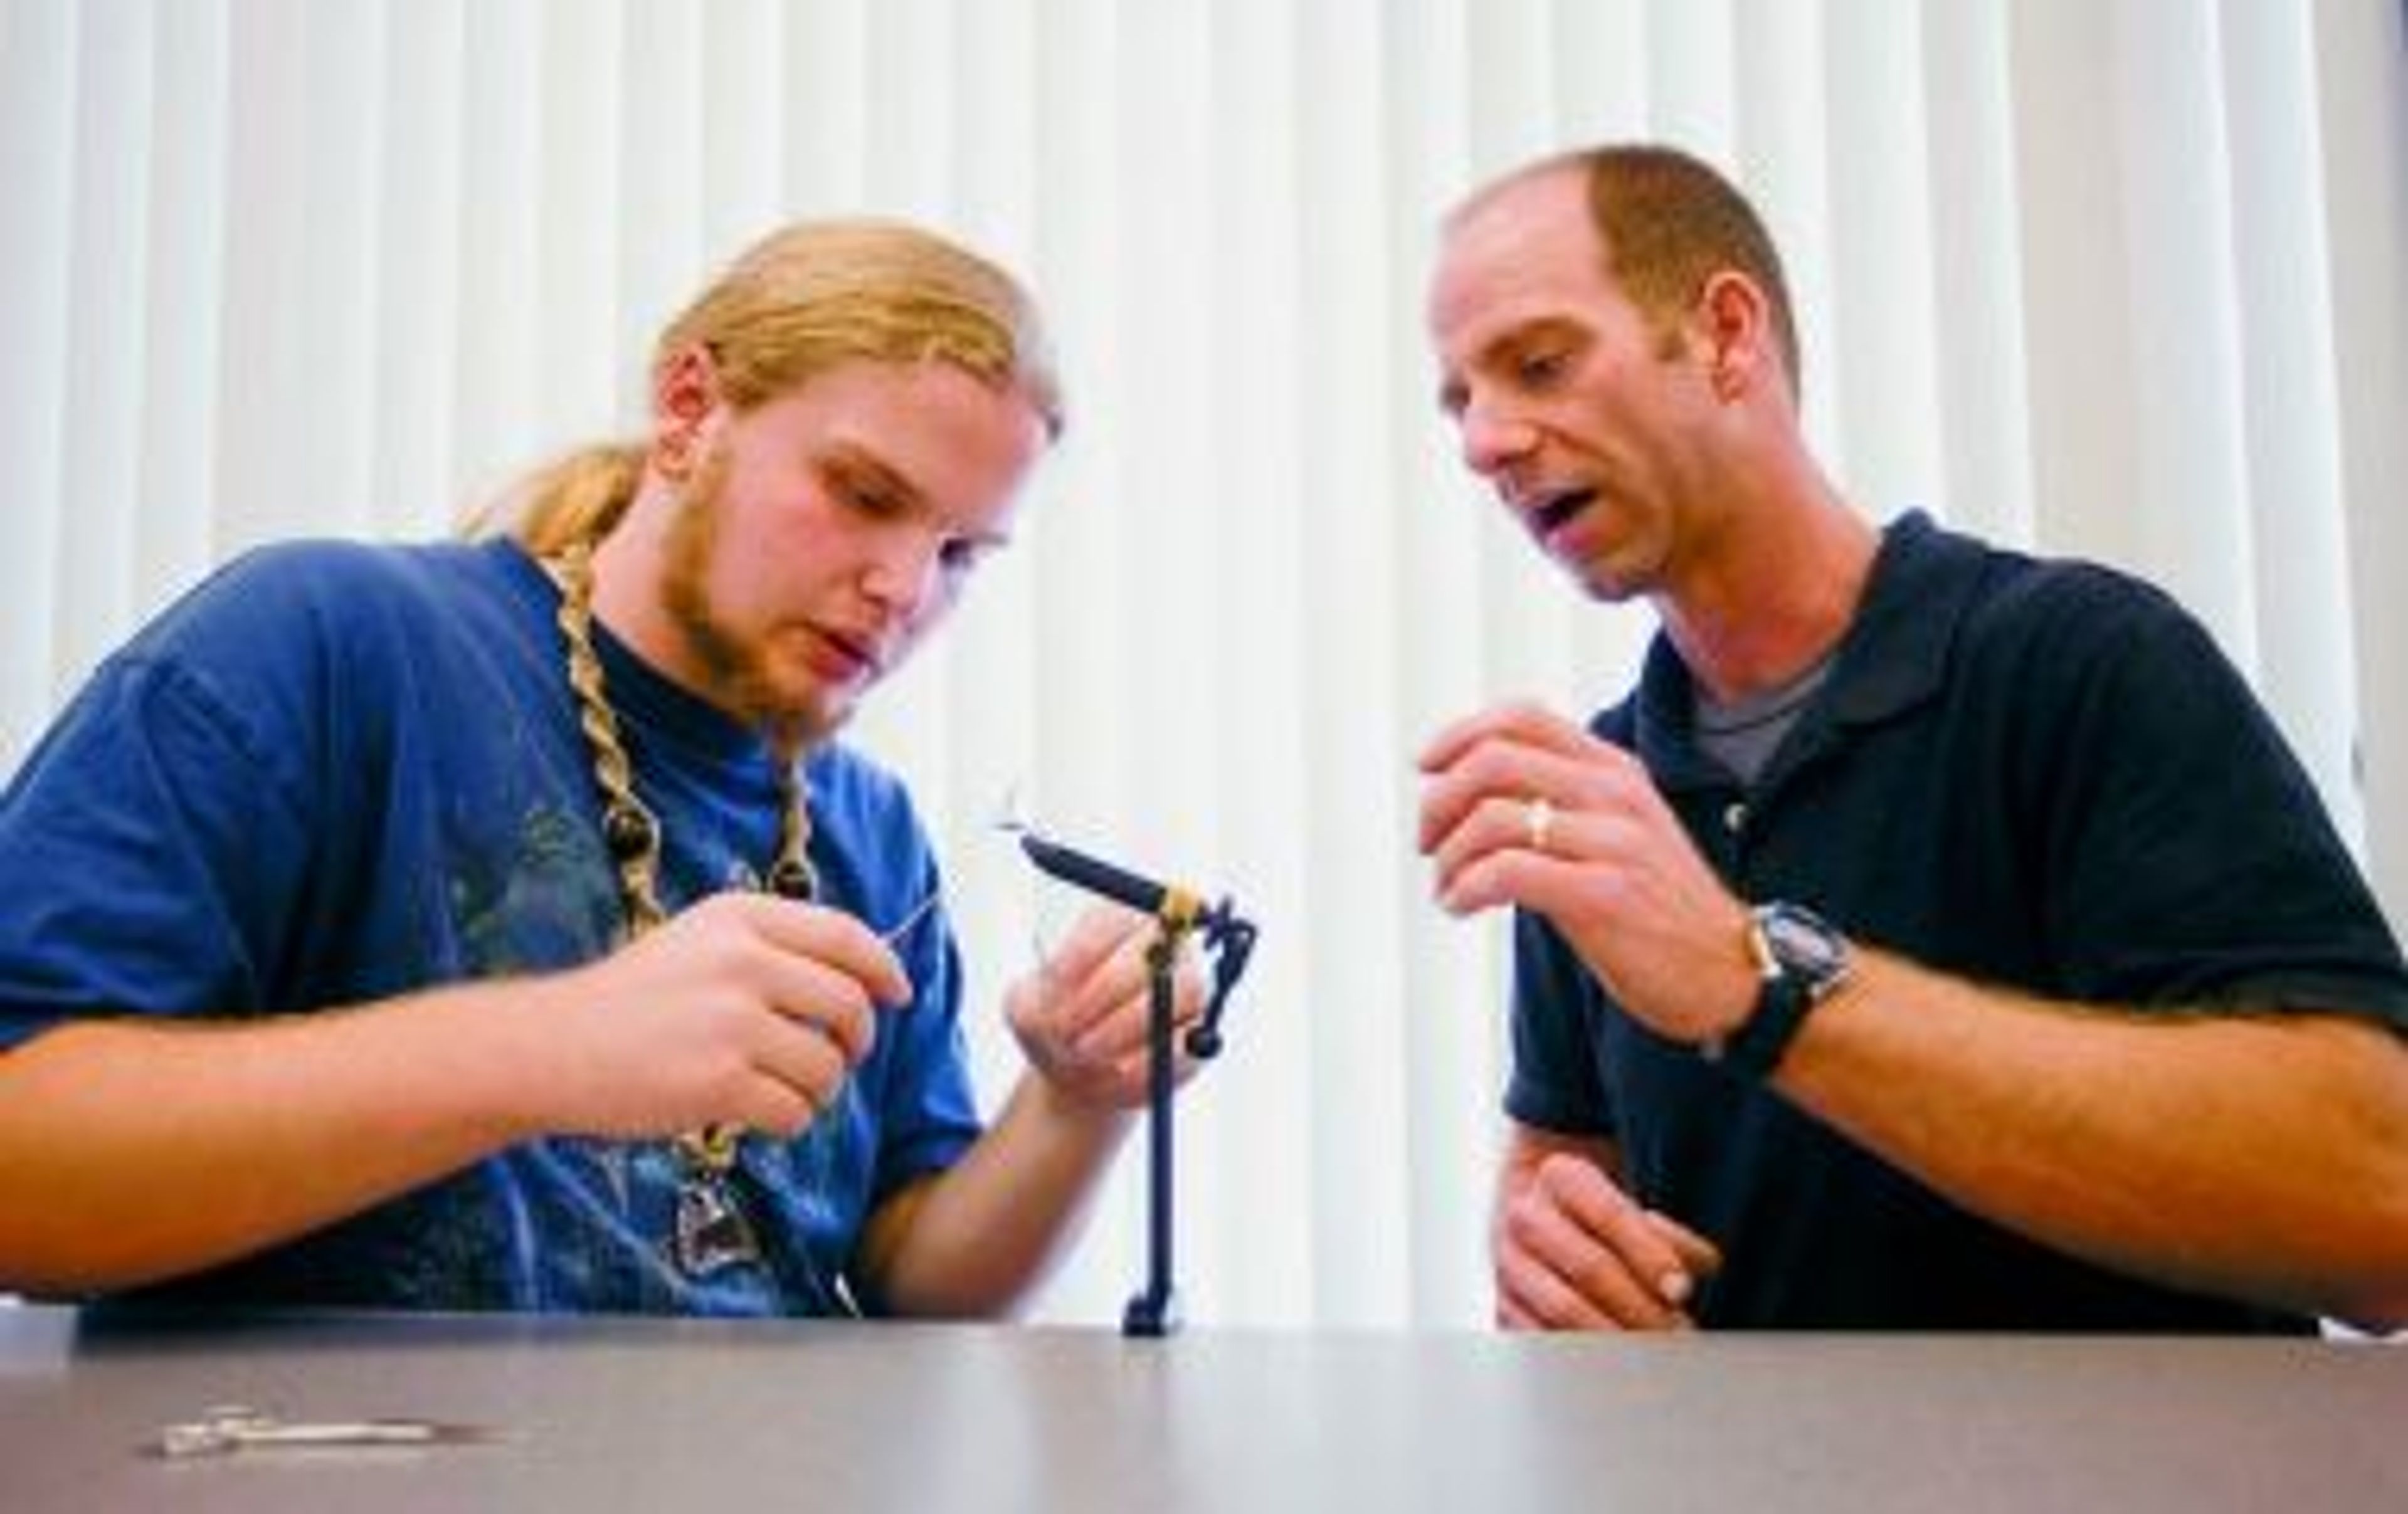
[1825,0,1947,522]
[2318,0,2408,1002]
[2111,0,2258,656]
[1923,0,2037,546]
[2012,1,2150,573]
[59,0,153,669]
[2225,0,2361,843]
[1,0,76,720]
[133,0,226,600]
[3,0,2403,1327]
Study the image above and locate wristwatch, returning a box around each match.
[1703,902,1852,1078]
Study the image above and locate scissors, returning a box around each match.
[154,1404,501,1458]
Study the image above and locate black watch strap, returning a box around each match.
[1704,902,1851,1080]
[1711,972,1817,1080]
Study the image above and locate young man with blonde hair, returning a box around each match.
[0,219,1195,1317]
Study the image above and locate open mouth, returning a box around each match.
[1530,488,1597,544]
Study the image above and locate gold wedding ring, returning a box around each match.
[1524,796,1556,853]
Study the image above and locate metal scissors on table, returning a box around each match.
[153,1404,502,1458]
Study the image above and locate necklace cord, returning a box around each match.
[542,539,816,1179]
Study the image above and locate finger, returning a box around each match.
[1072,905,1193,1023]
[732,1038,850,1138]
[732,894,912,1006]
[746,950,884,1066]
[1504,1191,1685,1328]
[1073,996,1156,1064]
[1041,905,1153,996]
[1417,734,1630,858]
[1425,792,1580,904]
[1107,1036,1205,1095]
[1032,920,1155,1051]
[1415,732,1552,856]
[1539,1157,1706,1310]
[1428,794,1664,916]
[1646,1209,1726,1281]
[1101,1011,1200,1086]
[1069,951,1207,1065]
[1433,843,1595,920]
[726,1080,816,1142]
[1173,963,1209,1039]
[1494,1238,1619,1330]
[1415,700,1592,775]
[746,1002,855,1103]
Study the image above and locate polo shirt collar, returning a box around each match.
[1627,510,1990,789]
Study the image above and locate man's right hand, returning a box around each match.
[523,891,911,1143]
[1494,1141,1723,1331]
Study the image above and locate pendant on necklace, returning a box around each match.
[671,1166,763,1278]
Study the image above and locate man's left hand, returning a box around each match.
[1005,905,1207,1110]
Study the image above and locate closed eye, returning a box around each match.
[1516,348,1569,387]
[833,471,903,518]
[939,534,1007,576]
[816,444,924,523]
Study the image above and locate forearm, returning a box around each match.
[860,1073,1133,1318]
[1780,949,2408,1328]
[0,983,554,1294]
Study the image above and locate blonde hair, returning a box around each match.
[467,219,1064,551]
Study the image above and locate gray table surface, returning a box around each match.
[2,1305,2401,1511]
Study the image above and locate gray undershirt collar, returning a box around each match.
[1692,654,1836,789]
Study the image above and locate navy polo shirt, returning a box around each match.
[1506,511,2408,1331]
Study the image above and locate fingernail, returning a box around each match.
[1660,1271,1692,1307]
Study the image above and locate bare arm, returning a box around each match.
[1780,954,2408,1332]
[0,984,551,1293]
[856,1075,1134,1317]
[0,892,903,1295]
[857,905,1200,1317]
[1422,702,2408,1333]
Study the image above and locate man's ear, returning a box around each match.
[651,345,721,479]
[1698,270,1770,402]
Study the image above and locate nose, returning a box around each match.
[1455,394,1537,480]
[860,525,946,623]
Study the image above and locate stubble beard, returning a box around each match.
[660,446,835,752]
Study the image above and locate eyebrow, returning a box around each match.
[822,443,923,509]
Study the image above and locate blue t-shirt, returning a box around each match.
[0,538,981,1315]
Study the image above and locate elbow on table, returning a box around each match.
[2325,1249,2408,1336]
[2319,1185,2408,1335]
[2326,1292,2408,1338]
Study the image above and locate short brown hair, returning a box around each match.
[1467,144,1802,398]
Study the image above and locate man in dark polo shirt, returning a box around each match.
[1415,142,2408,1332]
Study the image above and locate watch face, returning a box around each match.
[1759,903,1849,986]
